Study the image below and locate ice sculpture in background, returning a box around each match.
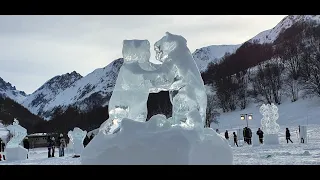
[68,127,87,157]
[99,32,207,134]
[6,119,27,148]
[81,32,233,165]
[259,103,280,145]
[5,119,28,161]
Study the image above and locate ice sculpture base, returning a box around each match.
[73,140,84,156]
[252,134,260,147]
[263,134,279,145]
[81,118,233,165]
[4,145,28,161]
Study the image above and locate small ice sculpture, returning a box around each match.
[68,127,87,156]
[259,103,280,145]
[6,119,27,148]
[4,119,28,161]
[81,32,233,165]
[100,32,207,134]
[260,103,280,134]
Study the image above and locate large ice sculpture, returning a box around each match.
[153,32,207,130]
[259,103,280,145]
[68,127,87,156]
[100,32,207,134]
[4,119,28,161]
[81,32,233,165]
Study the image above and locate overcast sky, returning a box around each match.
[0,15,287,94]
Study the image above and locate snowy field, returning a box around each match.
[1,97,320,165]
[0,125,319,165]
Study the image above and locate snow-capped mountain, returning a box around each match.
[33,58,123,119]
[0,77,27,103]
[192,45,241,72]
[249,15,320,44]
[22,71,83,116]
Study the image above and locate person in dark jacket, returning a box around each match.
[233,132,238,147]
[47,136,52,158]
[256,128,264,144]
[47,136,55,158]
[243,127,247,144]
[225,130,229,140]
[247,128,252,145]
[23,137,30,159]
[59,134,66,157]
[286,128,293,143]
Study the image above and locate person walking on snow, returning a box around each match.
[233,132,238,147]
[286,128,293,143]
[225,130,229,140]
[256,128,264,144]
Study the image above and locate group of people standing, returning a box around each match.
[47,133,95,158]
[223,127,295,147]
[47,134,66,158]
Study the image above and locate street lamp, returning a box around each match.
[240,113,253,127]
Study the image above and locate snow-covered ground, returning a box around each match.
[231,125,320,165]
[1,97,320,165]
[0,125,319,165]
[0,148,81,165]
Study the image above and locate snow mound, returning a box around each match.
[81,118,233,165]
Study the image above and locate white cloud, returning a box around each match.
[0,15,287,94]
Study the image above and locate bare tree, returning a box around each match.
[235,70,249,109]
[278,40,302,102]
[252,60,284,105]
[205,85,220,127]
[300,42,320,97]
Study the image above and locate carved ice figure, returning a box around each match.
[153,32,207,129]
[6,119,27,148]
[259,103,280,145]
[81,32,233,165]
[99,40,163,134]
[99,32,207,134]
[4,118,28,161]
[68,127,87,156]
[260,103,280,134]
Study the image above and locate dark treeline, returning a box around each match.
[0,97,43,133]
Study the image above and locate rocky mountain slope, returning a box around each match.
[0,77,27,104]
